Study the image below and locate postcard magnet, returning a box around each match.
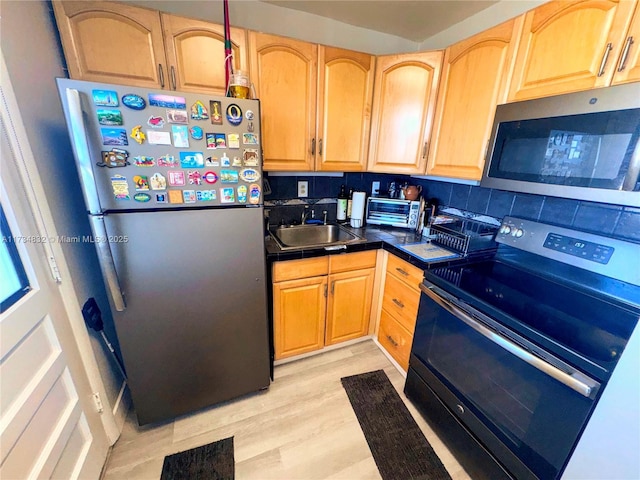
[180,152,204,169]
[239,168,260,182]
[168,190,183,204]
[220,169,238,183]
[188,171,202,185]
[196,190,216,202]
[156,193,168,203]
[168,170,186,187]
[93,90,118,107]
[183,190,197,204]
[227,133,240,149]
[210,101,223,125]
[122,93,146,110]
[101,128,128,146]
[97,109,123,126]
[221,187,235,203]
[243,149,259,166]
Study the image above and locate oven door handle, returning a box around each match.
[420,283,600,399]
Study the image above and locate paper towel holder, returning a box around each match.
[350,191,366,228]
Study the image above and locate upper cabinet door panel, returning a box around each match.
[161,14,248,95]
[249,33,317,171]
[509,0,637,101]
[52,1,167,88]
[317,47,375,172]
[612,2,640,84]
[427,17,523,180]
[368,52,442,174]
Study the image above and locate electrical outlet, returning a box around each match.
[372,181,380,196]
[298,181,308,198]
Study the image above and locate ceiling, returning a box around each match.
[261,0,499,42]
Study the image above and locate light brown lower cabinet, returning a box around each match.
[377,253,424,370]
[272,251,376,360]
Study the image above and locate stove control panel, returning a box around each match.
[497,216,639,286]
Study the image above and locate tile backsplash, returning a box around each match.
[264,172,640,243]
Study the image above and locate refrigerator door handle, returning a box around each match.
[65,88,102,215]
[90,215,126,311]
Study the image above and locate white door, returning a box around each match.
[0,100,110,477]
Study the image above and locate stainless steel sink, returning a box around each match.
[269,224,365,250]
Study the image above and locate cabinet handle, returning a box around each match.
[170,66,177,90]
[617,36,634,72]
[386,334,398,347]
[311,138,316,155]
[395,267,409,277]
[597,42,613,77]
[158,64,165,88]
[324,284,328,298]
[422,141,429,159]
[392,298,405,309]
[319,139,323,156]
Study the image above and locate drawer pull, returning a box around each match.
[395,267,409,277]
[392,298,405,309]
[386,334,398,347]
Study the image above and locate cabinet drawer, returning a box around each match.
[386,254,423,290]
[329,250,376,273]
[378,309,413,371]
[381,273,420,332]
[273,257,329,282]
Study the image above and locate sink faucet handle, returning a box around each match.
[322,210,328,225]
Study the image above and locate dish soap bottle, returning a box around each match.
[337,184,348,222]
[346,188,354,221]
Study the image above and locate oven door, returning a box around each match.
[411,280,601,480]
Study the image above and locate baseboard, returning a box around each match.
[111,380,131,442]
[373,338,407,378]
[274,335,373,366]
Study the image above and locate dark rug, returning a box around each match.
[341,370,452,480]
[160,436,234,480]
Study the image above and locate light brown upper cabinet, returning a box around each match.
[427,17,524,181]
[249,32,374,172]
[161,14,248,95]
[612,2,640,84]
[367,52,443,174]
[508,0,638,101]
[316,47,375,172]
[53,1,167,88]
[53,1,248,94]
[249,33,318,171]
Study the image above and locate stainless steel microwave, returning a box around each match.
[366,198,421,229]
[481,83,640,208]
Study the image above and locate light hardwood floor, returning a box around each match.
[101,340,471,479]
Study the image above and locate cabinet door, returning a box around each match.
[249,33,317,171]
[316,47,375,172]
[368,51,442,174]
[508,0,637,101]
[427,17,523,180]
[325,269,374,345]
[273,276,327,359]
[52,0,167,88]
[612,3,640,84]
[161,14,248,95]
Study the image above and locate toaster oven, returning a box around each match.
[366,198,421,229]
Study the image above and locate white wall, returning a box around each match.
[0,1,126,425]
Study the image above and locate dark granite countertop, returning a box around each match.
[264,224,468,272]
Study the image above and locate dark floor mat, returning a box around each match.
[160,436,234,480]
[341,369,452,480]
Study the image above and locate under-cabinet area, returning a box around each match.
[272,251,377,360]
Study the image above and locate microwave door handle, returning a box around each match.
[420,283,599,399]
[622,137,640,191]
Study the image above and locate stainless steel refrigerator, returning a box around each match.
[56,78,270,425]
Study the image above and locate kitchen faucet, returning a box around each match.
[301,205,311,224]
